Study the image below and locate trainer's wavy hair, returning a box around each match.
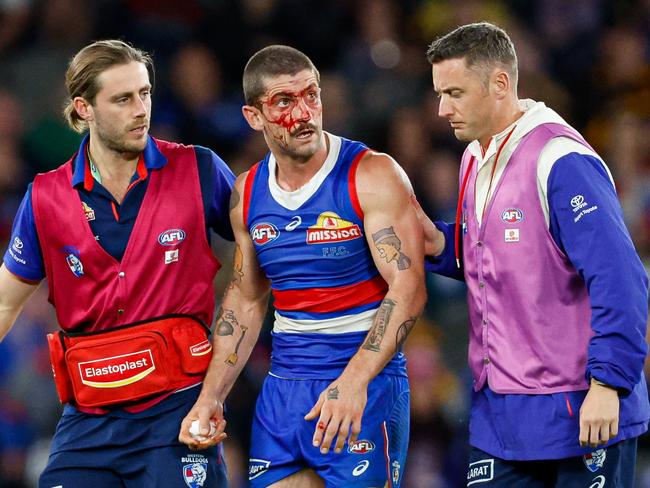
[63,39,153,133]
[243,45,320,106]
[426,21,518,88]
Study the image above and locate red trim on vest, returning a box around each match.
[348,149,368,220]
[243,162,260,228]
[272,274,387,313]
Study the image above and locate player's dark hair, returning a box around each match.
[243,45,320,106]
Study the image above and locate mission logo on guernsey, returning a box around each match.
[78,350,156,388]
[307,212,362,244]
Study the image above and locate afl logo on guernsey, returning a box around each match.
[158,229,186,246]
[251,223,279,245]
[307,211,363,244]
[501,208,524,223]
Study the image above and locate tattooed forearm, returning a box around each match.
[327,386,339,400]
[372,226,411,270]
[228,245,244,290]
[229,187,240,212]
[216,308,238,336]
[362,299,396,352]
[225,325,248,367]
[395,317,417,350]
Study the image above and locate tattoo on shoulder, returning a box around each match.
[229,187,241,212]
[327,386,339,400]
[216,308,238,336]
[362,299,396,352]
[372,226,411,270]
[395,317,417,350]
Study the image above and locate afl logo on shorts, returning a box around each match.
[251,223,279,245]
[158,228,186,246]
[501,208,524,223]
[348,439,375,454]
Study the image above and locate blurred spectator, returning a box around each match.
[0,1,649,486]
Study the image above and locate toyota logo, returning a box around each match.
[570,195,584,208]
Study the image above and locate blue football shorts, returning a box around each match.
[248,373,410,488]
[39,386,227,488]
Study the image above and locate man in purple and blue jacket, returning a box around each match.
[415,22,649,487]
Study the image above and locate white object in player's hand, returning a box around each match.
[189,419,218,442]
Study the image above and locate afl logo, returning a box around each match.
[501,208,524,223]
[158,229,186,246]
[251,223,279,245]
[348,440,375,454]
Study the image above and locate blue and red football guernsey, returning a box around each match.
[243,133,406,380]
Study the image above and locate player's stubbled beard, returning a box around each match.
[362,298,396,353]
[215,308,248,367]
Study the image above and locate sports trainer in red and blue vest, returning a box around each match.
[0,40,235,487]
[412,22,649,488]
[176,45,427,488]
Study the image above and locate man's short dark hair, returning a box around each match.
[243,45,320,106]
[426,22,518,85]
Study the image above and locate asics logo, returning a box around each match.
[589,475,606,488]
[352,460,370,477]
[285,216,302,231]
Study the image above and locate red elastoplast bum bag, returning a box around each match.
[46,314,213,408]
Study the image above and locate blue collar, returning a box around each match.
[71,134,168,188]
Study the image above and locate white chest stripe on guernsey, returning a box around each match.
[273,308,376,334]
[268,133,342,211]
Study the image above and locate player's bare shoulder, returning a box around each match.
[229,172,249,223]
[355,150,414,200]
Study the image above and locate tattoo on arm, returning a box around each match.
[225,325,248,367]
[395,317,417,350]
[362,299,396,352]
[327,386,339,400]
[229,187,240,212]
[216,308,238,336]
[228,245,244,290]
[372,226,411,270]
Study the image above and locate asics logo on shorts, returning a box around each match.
[352,460,370,476]
[589,475,606,488]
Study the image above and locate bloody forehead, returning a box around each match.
[261,72,319,97]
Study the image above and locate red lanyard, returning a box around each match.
[454,126,516,268]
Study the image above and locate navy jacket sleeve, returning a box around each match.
[2,184,45,281]
[424,220,465,281]
[547,152,648,394]
[195,146,236,242]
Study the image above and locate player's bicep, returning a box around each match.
[227,175,269,301]
[358,155,424,285]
